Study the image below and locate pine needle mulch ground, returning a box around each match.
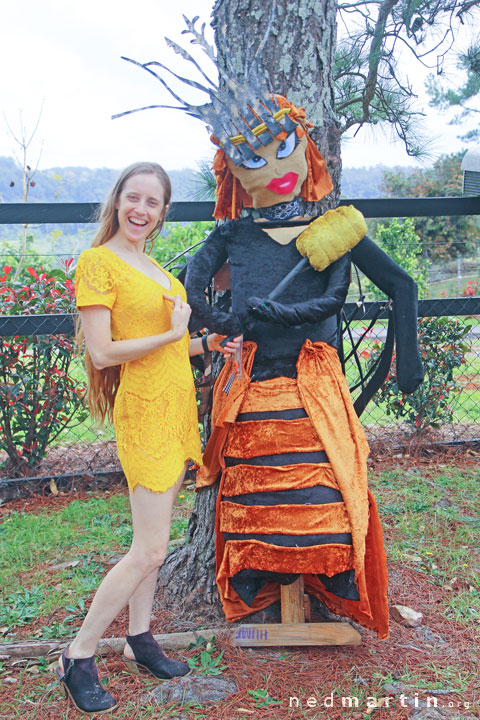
[1,446,479,720]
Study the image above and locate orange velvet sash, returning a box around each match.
[197,341,389,639]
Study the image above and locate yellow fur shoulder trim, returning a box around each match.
[296,205,367,271]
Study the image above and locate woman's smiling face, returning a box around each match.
[226,131,308,208]
[115,173,166,246]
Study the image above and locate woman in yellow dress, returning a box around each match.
[57,161,240,715]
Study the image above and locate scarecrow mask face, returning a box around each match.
[226,132,308,209]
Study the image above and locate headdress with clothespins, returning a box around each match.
[113,15,299,165]
[113,15,333,218]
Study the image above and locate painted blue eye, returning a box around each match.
[277,131,298,159]
[240,154,267,169]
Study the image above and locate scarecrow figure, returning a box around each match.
[117,20,423,639]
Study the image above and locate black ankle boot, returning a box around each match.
[56,646,117,715]
[124,629,190,680]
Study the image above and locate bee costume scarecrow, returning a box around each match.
[117,20,424,640]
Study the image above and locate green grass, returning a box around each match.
[371,465,480,625]
[0,463,478,717]
[48,356,117,446]
[1,465,478,646]
[428,274,479,297]
[51,420,116,446]
[0,490,195,640]
[0,495,131,635]
[373,664,475,693]
[1,495,131,580]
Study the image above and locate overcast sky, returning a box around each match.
[0,0,474,174]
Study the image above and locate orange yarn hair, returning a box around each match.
[211,95,333,220]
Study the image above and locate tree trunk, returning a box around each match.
[157,0,341,620]
[213,0,342,206]
[156,479,224,623]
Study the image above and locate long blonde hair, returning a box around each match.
[77,162,172,424]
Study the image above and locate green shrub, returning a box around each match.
[370,316,471,433]
[0,260,88,475]
[366,217,430,300]
[152,221,214,273]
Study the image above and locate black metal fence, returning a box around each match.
[343,297,480,447]
[1,198,479,490]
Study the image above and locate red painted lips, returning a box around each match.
[266,172,299,195]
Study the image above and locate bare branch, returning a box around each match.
[338,0,380,8]
[25,100,44,149]
[334,70,368,82]
[362,0,402,119]
[456,0,480,18]
[3,112,22,147]
[336,96,365,111]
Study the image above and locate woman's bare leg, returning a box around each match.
[65,466,186,659]
[126,467,186,641]
[126,569,158,636]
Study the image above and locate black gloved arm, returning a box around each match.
[184,224,242,335]
[351,235,424,394]
[247,252,351,326]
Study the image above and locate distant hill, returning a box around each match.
[0,157,198,204]
[340,164,407,199]
[0,159,202,250]
[0,156,413,205]
[0,158,417,258]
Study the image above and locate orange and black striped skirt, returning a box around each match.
[216,374,359,621]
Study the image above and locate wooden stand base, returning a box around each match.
[281,575,306,623]
[232,576,362,647]
[232,622,361,647]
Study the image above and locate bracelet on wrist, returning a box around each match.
[201,334,210,353]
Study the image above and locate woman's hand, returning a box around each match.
[164,294,192,341]
[208,334,243,356]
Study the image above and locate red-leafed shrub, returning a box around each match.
[0,260,88,475]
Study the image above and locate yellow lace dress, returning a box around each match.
[75,245,202,493]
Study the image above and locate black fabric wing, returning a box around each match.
[352,236,424,394]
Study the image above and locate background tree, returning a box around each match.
[3,107,43,281]
[426,38,480,142]
[381,152,480,260]
[155,0,480,620]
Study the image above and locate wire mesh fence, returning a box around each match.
[0,313,121,490]
[1,297,479,489]
[344,297,480,448]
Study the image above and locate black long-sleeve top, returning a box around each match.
[185,216,350,380]
[185,215,423,390]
